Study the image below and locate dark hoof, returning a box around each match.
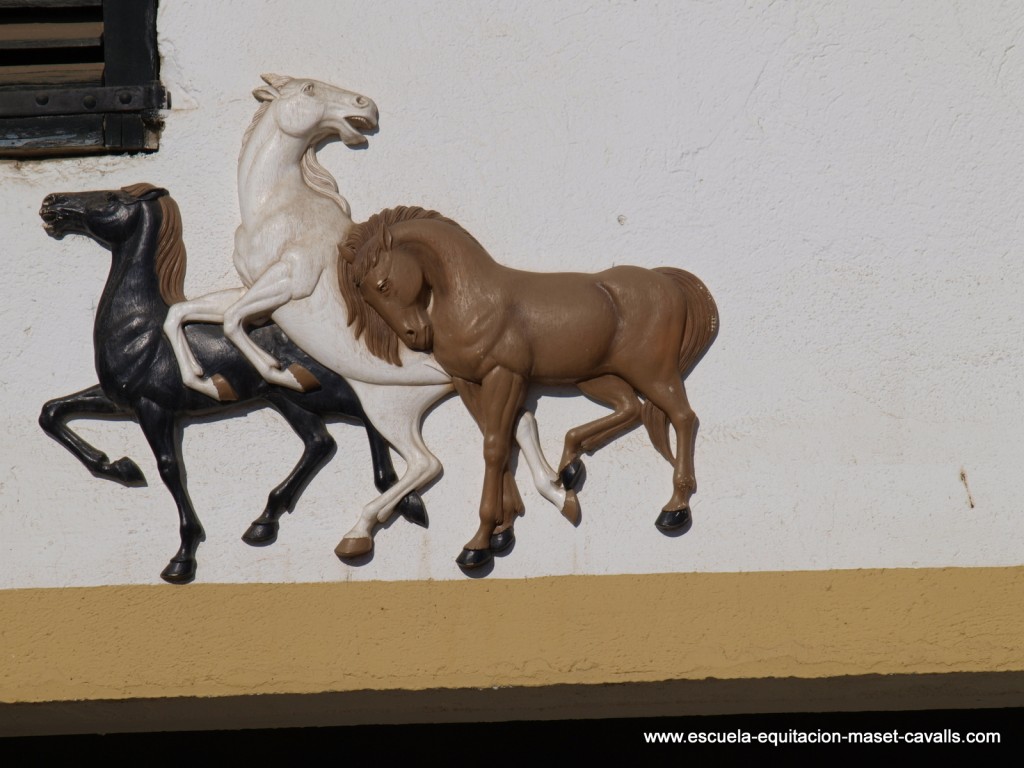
[489,528,515,553]
[655,508,691,532]
[160,558,196,584]
[242,520,279,546]
[456,548,493,569]
[559,458,584,490]
[109,456,145,485]
[396,491,428,528]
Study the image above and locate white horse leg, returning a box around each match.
[163,287,247,399]
[222,257,320,391]
[514,410,567,512]
[335,383,451,556]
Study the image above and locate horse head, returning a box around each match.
[41,185,186,306]
[253,73,379,147]
[40,186,168,247]
[353,227,434,352]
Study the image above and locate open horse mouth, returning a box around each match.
[333,115,377,146]
[39,204,71,237]
[346,115,375,131]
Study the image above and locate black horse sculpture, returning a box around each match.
[38,183,425,584]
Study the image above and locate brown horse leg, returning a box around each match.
[456,368,527,568]
[558,375,642,487]
[636,377,697,530]
[453,378,524,552]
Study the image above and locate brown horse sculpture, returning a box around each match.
[341,207,718,567]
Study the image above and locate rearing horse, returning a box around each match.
[162,74,568,559]
[345,207,719,566]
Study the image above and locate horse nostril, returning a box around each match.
[405,329,415,337]
[355,96,368,107]
[43,194,57,206]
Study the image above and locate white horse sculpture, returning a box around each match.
[164,74,567,561]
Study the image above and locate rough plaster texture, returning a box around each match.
[5,568,1024,709]
[2,1,1023,587]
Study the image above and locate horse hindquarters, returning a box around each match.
[637,268,718,529]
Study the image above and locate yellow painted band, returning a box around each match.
[2,567,1023,731]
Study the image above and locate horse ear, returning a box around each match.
[253,85,279,102]
[381,225,393,251]
[261,73,292,89]
[136,187,169,202]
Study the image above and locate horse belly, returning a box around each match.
[516,284,621,383]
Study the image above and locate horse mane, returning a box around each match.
[121,183,187,306]
[338,206,471,366]
[240,93,352,217]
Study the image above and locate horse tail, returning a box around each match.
[640,267,719,463]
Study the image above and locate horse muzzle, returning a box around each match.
[39,201,74,238]
[402,322,433,352]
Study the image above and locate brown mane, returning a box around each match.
[338,206,470,366]
[121,183,187,306]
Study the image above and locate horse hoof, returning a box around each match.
[211,374,239,402]
[242,520,279,546]
[655,508,691,532]
[489,528,514,553]
[559,459,584,490]
[456,548,493,569]
[561,489,581,525]
[287,363,321,393]
[110,457,145,485]
[160,558,196,584]
[396,492,429,528]
[335,537,372,558]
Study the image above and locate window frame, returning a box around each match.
[0,0,168,158]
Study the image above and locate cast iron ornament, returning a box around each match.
[38,184,426,584]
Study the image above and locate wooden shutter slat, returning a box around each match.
[0,61,103,85]
[0,21,103,50]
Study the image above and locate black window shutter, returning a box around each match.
[0,0,169,158]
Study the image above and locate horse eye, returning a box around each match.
[377,279,389,293]
[303,82,314,94]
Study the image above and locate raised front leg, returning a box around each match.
[38,385,145,484]
[134,398,205,584]
[163,287,246,401]
[222,255,322,393]
[456,368,527,569]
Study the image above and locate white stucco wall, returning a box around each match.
[2,0,1023,587]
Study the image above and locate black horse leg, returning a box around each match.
[134,398,205,584]
[363,418,428,528]
[242,397,337,546]
[38,384,146,485]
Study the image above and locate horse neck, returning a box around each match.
[97,203,165,330]
[238,113,344,221]
[401,221,499,298]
